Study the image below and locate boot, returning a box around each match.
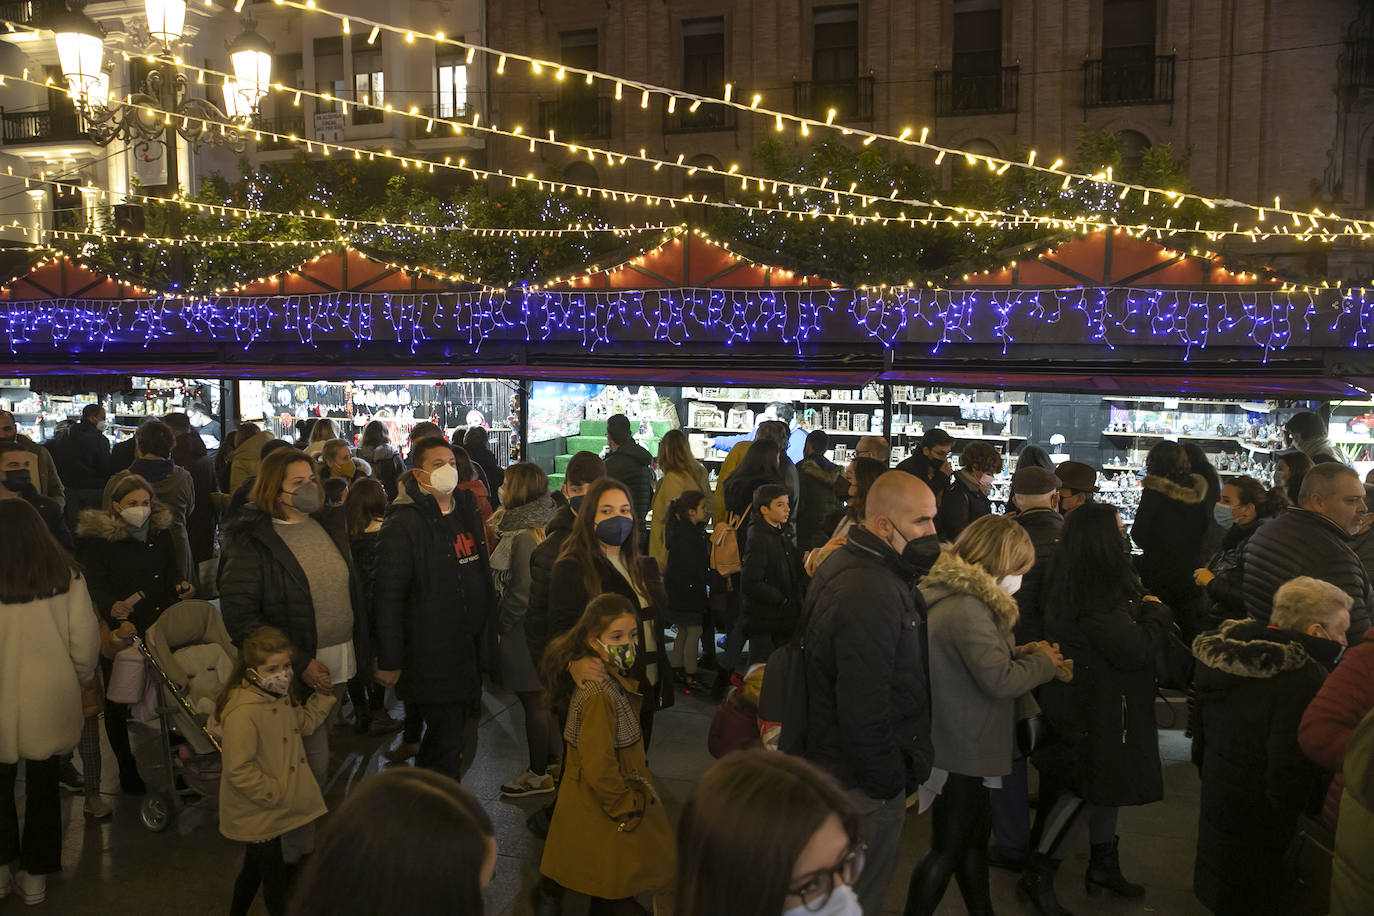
[1015,853,1073,916]
[1085,836,1144,898]
[530,876,564,916]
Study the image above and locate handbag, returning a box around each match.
[1015,691,1053,757]
[106,641,149,704]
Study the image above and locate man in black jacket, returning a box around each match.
[895,428,954,506]
[374,436,495,780]
[462,427,505,508]
[803,471,938,915]
[603,414,655,547]
[1243,462,1373,642]
[525,451,606,663]
[795,430,840,550]
[51,403,110,525]
[0,441,72,549]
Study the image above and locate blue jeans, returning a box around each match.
[991,756,1030,859]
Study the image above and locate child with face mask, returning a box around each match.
[214,626,336,916]
[537,593,676,915]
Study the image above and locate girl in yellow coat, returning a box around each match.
[215,626,335,916]
[540,593,676,915]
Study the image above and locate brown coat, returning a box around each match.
[217,684,334,843]
[540,674,675,899]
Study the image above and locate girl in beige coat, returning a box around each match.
[216,626,335,916]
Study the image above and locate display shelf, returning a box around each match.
[895,400,1029,409]
[1101,430,1263,444]
[1102,396,1275,408]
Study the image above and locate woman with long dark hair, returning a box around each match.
[548,478,672,746]
[1132,440,1209,640]
[355,420,405,500]
[676,750,865,916]
[0,500,99,905]
[1019,503,1176,915]
[1194,475,1288,623]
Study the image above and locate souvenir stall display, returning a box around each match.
[0,376,222,447]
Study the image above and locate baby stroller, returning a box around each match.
[136,599,235,831]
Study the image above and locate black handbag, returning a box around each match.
[1015,691,1054,757]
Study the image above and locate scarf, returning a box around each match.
[564,677,641,750]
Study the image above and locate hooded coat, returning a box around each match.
[1243,507,1373,642]
[802,526,934,800]
[921,551,1058,778]
[76,505,183,631]
[1191,618,1331,915]
[1132,473,1209,621]
[0,573,99,764]
[104,460,197,585]
[354,443,404,499]
[604,439,656,527]
[794,454,841,551]
[373,479,495,704]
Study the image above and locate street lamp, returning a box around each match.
[144,0,187,46]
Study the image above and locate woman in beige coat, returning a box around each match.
[0,500,100,905]
[216,626,335,916]
[649,429,711,568]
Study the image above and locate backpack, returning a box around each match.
[710,512,743,577]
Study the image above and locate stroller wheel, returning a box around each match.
[140,796,172,832]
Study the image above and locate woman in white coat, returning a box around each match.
[0,499,100,905]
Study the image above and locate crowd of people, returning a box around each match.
[1,402,1374,915]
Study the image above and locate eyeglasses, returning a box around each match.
[786,845,866,912]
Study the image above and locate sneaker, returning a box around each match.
[16,871,45,905]
[57,759,84,793]
[84,796,113,819]
[501,769,555,798]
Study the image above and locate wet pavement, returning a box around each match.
[27,679,1207,915]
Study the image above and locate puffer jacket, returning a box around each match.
[525,503,576,663]
[1299,628,1374,827]
[1132,473,1209,616]
[1191,618,1332,915]
[76,506,183,631]
[1012,506,1064,643]
[921,551,1058,778]
[1243,507,1372,642]
[663,513,709,627]
[802,526,933,800]
[373,479,494,703]
[1203,517,1266,623]
[219,507,370,693]
[740,520,806,641]
[604,440,656,524]
[794,455,841,551]
[355,443,405,499]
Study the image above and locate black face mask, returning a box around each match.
[3,468,33,492]
[569,494,585,513]
[833,475,852,502]
[902,532,942,576]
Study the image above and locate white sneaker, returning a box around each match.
[500,769,556,798]
[16,871,45,905]
[0,863,12,899]
[84,796,113,819]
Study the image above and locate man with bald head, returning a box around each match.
[856,435,890,465]
[802,470,940,913]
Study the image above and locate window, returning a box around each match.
[682,18,725,95]
[52,180,81,230]
[273,53,303,121]
[1118,129,1151,173]
[812,5,859,83]
[352,34,383,125]
[1103,0,1156,61]
[953,0,1001,76]
[314,37,344,113]
[436,51,468,118]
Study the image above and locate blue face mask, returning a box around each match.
[1213,503,1236,529]
[595,515,634,547]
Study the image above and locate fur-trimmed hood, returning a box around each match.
[1192,617,1314,680]
[76,505,174,541]
[1142,473,1208,505]
[920,549,1020,633]
[799,455,840,484]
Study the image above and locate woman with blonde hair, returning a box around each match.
[905,515,1065,916]
[305,419,340,458]
[649,429,712,568]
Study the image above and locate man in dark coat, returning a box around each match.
[462,426,505,509]
[895,428,954,506]
[0,409,64,507]
[1243,462,1373,642]
[740,484,806,654]
[794,430,841,551]
[164,412,219,569]
[525,451,605,664]
[803,471,938,916]
[373,436,495,780]
[0,440,72,550]
[603,413,655,548]
[51,403,110,525]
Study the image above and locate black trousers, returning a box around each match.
[904,773,994,916]
[0,757,61,875]
[413,701,467,781]
[98,655,138,776]
[230,836,289,916]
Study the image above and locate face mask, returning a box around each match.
[1213,503,1236,529]
[783,884,863,916]
[598,639,637,674]
[568,493,586,513]
[596,515,634,547]
[119,505,151,528]
[284,481,323,514]
[427,464,459,495]
[1000,574,1023,596]
[2,468,32,491]
[902,532,941,575]
[252,667,293,697]
[1274,470,1287,488]
[832,475,852,502]
[978,474,995,491]
[95,420,107,432]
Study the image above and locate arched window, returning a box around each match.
[1118,129,1151,174]
[563,161,599,196]
[683,154,725,200]
[961,138,999,158]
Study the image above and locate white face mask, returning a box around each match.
[783,884,862,916]
[427,464,459,495]
[95,420,107,432]
[120,505,151,528]
[1000,574,1023,596]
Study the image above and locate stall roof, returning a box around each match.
[225,246,485,296]
[0,255,154,301]
[532,229,839,290]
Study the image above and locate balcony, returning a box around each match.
[0,0,61,28]
[1084,54,1176,107]
[255,115,305,152]
[1341,38,1374,91]
[538,97,612,141]
[934,66,1020,116]
[407,102,474,139]
[663,100,737,134]
[792,75,875,122]
[0,108,88,146]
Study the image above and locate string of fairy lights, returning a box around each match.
[260,0,1372,237]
